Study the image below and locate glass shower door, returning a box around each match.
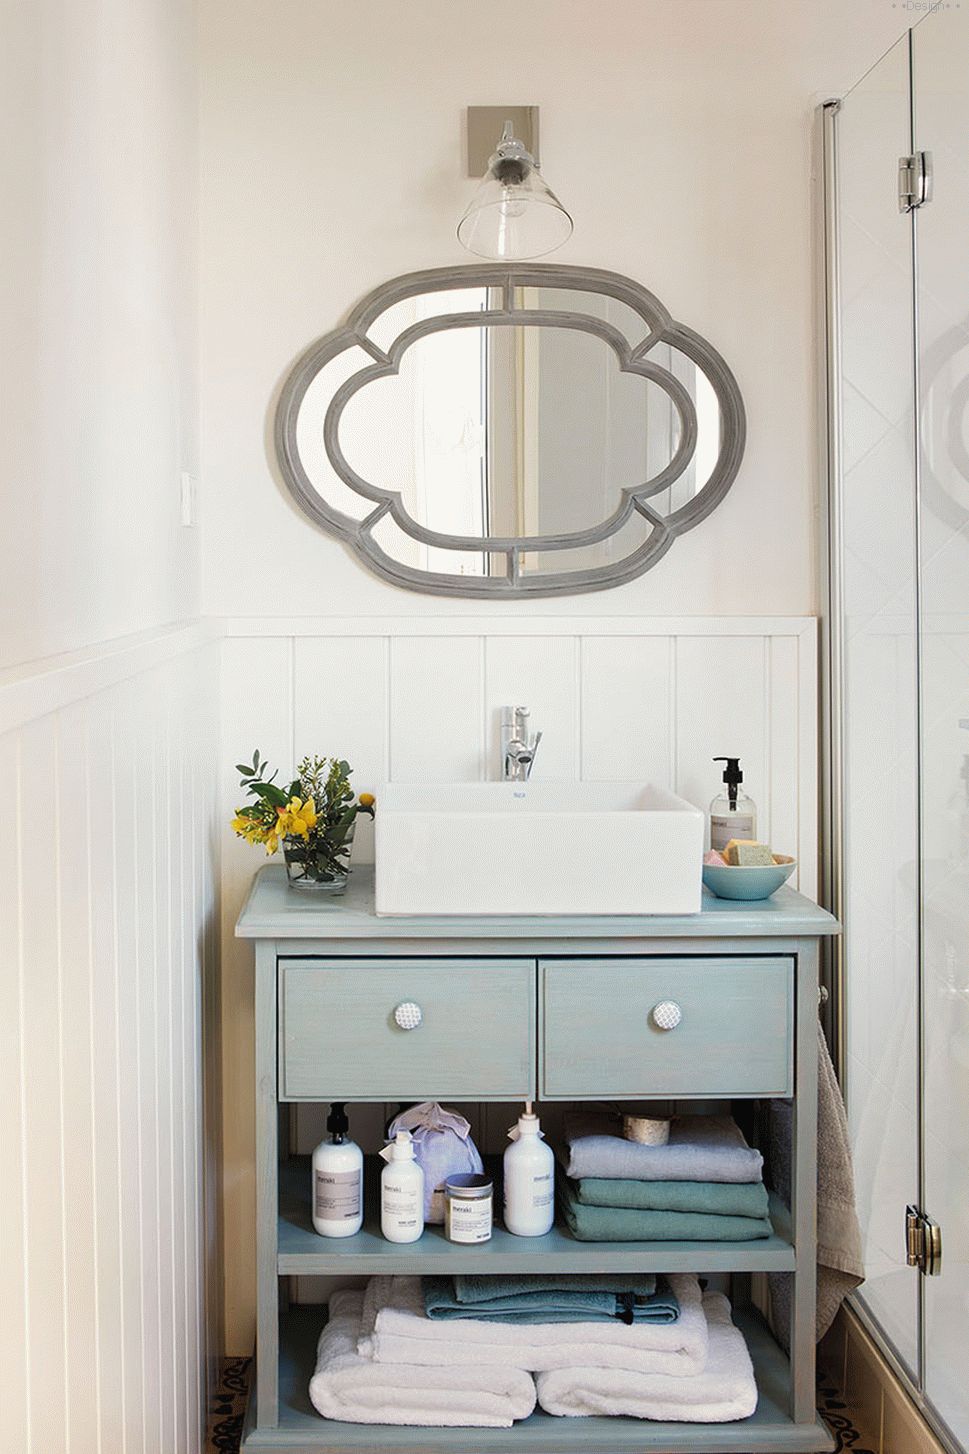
[912,13,969,1446]
[837,33,921,1380]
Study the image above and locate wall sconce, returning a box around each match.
[458,108,573,260]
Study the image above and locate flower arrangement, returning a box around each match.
[232,749,375,891]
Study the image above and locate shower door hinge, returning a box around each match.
[906,1204,942,1275]
[898,151,933,212]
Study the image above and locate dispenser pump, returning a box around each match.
[709,758,757,854]
[512,1100,542,1136]
[327,1102,349,1144]
[380,1130,417,1162]
[713,756,743,793]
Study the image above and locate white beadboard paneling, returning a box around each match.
[484,635,580,780]
[0,730,29,1454]
[768,635,803,888]
[580,636,674,783]
[56,702,100,1448]
[293,636,388,863]
[0,632,219,1453]
[389,636,483,783]
[19,713,69,1452]
[220,634,293,1351]
[87,700,127,1450]
[112,674,148,1450]
[675,635,769,828]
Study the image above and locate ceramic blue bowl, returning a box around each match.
[702,854,796,901]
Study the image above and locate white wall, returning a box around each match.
[0,3,220,1449]
[1,0,201,670]
[199,0,911,622]
[0,627,221,1454]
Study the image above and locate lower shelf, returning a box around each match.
[241,1304,835,1453]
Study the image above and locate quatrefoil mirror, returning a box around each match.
[274,264,746,597]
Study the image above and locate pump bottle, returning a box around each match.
[503,1102,555,1237]
[379,1130,425,1243]
[710,757,757,853]
[312,1103,364,1237]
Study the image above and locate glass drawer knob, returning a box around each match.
[652,1000,683,1031]
[394,1001,423,1031]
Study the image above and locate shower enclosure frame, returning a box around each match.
[819,23,965,1452]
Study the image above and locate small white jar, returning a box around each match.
[445,1173,493,1243]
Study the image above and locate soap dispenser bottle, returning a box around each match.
[503,1102,555,1237]
[710,757,757,853]
[379,1130,425,1243]
[312,1102,364,1238]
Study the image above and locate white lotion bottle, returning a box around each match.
[379,1130,425,1243]
[503,1102,555,1237]
[312,1103,364,1238]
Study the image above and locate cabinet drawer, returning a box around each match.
[279,958,536,1101]
[539,957,793,1099]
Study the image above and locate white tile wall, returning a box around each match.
[0,626,221,1454]
[219,613,818,1351]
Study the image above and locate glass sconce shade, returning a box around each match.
[457,127,573,260]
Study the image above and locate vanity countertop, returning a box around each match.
[236,864,839,942]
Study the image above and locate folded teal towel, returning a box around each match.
[573,1177,770,1219]
[452,1272,656,1303]
[559,1177,773,1243]
[423,1275,679,1325]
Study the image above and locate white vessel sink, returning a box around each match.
[374,781,704,916]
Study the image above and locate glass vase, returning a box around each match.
[282,821,355,894]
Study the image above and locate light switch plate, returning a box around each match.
[466,106,540,176]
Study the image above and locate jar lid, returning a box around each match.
[445,1173,493,1198]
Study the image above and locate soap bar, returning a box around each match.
[703,849,727,866]
[723,838,774,866]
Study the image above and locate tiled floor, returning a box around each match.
[206,1360,876,1453]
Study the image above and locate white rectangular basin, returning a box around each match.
[374,781,704,916]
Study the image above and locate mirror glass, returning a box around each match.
[277,270,745,596]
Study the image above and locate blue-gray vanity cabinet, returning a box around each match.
[539,956,794,1100]
[237,864,840,1454]
[279,957,536,1101]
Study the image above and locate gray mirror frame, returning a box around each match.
[274,263,746,598]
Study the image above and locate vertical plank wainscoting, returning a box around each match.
[0,623,222,1454]
[219,614,818,1354]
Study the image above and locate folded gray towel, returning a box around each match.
[564,1110,764,1184]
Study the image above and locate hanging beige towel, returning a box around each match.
[766,1019,864,1347]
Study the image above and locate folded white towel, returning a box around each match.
[309,1290,537,1427]
[359,1273,708,1376]
[536,1292,757,1421]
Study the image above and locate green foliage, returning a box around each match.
[230,749,376,880]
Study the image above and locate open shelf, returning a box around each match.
[241,1303,834,1453]
[278,1157,795,1276]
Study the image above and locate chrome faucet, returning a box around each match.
[501,706,543,781]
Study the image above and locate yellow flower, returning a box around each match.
[359,792,376,808]
[276,796,317,840]
[232,810,268,846]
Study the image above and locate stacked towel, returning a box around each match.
[536,1292,757,1421]
[561,1111,771,1243]
[360,1272,709,1375]
[564,1110,764,1183]
[424,1273,680,1324]
[309,1289,537,1427]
